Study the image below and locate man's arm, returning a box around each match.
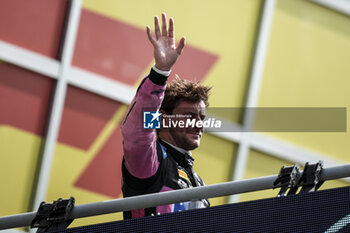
[122,13,185,179]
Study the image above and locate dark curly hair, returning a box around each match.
[160,75,212,114]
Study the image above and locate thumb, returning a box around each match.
[176,36,186,55]
[146,26,156,46]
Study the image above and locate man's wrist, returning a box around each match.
[148,67,169,86]
[152,65,171,77]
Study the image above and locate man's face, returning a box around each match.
[163,100,206,150]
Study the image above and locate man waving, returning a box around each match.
[122,13,211,219]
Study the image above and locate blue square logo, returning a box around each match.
[143,111,161,129]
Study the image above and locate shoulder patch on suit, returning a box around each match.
[178,169,191,183]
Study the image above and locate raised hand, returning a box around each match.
[146,13,186,71]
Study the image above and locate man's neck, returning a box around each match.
[159,138,191,156]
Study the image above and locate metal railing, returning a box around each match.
[0,164,349,230]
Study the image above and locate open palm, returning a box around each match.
[147,13,185,71]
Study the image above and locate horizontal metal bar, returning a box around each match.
[72,174,278,219]
[0,212,37,230]
[0,164,349,230]
[320,164,350,180]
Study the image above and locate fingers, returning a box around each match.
[168,17,174,38]
[161,13,167,37]
[176,36,186,55]
[154,16,161,39]
[151,13,178,40]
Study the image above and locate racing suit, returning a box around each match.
[121,68,209,219]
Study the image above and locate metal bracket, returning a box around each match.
[273,164,301,197]
[31,197,75,232]
[298,160,324,194]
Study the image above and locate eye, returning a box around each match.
[188,113,196,119]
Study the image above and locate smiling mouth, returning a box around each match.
[188,131,202,136]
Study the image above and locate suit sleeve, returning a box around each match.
[121,68,168,179]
